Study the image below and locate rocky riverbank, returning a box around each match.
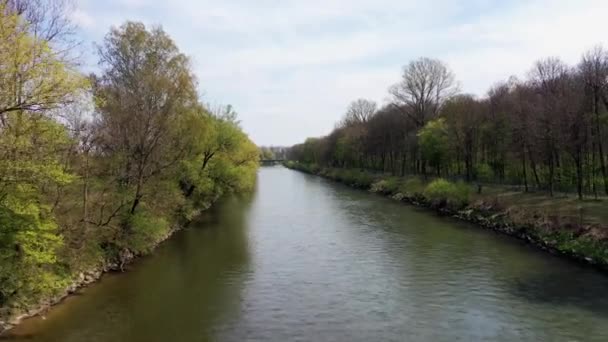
[284,162,608,272]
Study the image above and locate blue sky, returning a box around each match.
[70,0,608,146]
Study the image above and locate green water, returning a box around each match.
[7,166,608,341]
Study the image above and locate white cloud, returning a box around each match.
[72,0,608,145]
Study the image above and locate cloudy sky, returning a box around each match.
[70,0,608,146]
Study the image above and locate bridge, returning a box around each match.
[260,159,285,165]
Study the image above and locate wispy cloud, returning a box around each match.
[72,0,608,145]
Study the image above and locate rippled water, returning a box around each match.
[7,166,608,341]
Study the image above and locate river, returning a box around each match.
[6,166,608,341]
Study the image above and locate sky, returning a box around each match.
[69,0,608,146]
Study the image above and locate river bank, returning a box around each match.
[284,161,608,272]
[0,208,209,335]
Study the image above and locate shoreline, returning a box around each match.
[284,163,608,273]
[0,209,204,335]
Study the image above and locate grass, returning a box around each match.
[472,184,608,227]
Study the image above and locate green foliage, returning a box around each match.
[423,179,471,209]
[125,210,171,255]
[399,177,425,196]
[475,163,494,182]
[0,16,259,319]
[180,109,259,207]
[0,5,87,115]
[418,119,450,174]
[284,161,320,175]
[0,113,75,307]
[259,147,275,160]
[327,169,375,188]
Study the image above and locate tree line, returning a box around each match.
[0,1,258,313]
[259,146,289,160]
[288,50,608,200]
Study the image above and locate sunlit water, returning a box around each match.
[6,166,608,341]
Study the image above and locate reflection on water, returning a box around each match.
[7,166,608,341]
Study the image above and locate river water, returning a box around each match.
[7,166,608,341]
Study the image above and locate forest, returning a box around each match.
[288,52,608,200]
[0,0,258,318]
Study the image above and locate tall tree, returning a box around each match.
[390,57,458,129]
[93,22,198,215]
[579,46,608,195]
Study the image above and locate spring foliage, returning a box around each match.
[0,8,258,313]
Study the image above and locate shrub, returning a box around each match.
[371,178,401,194]
[353,172,374,188]
[423,178,471,209]
[399,177,425,195]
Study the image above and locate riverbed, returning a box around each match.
[6,166,608,341]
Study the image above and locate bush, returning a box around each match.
[352,172,374,188]
[371,178,401,194]
[423,179,471,209]
[331,169,374,188]
[399,177,425,195]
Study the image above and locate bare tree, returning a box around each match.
[579,46,608,195]
[4,0,76,47]
[528,57,570,196]
[342,98,377,126]
[390,57,459,129]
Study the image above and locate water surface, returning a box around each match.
[7,166,608,341]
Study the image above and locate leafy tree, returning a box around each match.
[93,21,198,216]
[418,118,450,176]
[0,3,84,117]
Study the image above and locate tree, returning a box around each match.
[0,3,85,306]
[442,95,481,181]
[180,107,246,200]
[287,47,608,201]
[390,57,458,174]
[418,118,450,175]
[0,2,85,117]
[529,57,570,196]
[342,98,377,126]
[579,46,608,195]
[93,21,198,216]
[390,57,458,129]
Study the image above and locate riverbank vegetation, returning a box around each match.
[288,54,608,201]
[0,1,258,328]
[285,47,608,265]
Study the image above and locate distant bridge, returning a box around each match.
[260,159,285,165]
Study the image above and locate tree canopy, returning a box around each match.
[0,7,258,317]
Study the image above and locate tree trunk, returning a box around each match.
[530,150,541,190]
[575,150,583,200]
[595,111,608,195]
[521,145,528,193]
